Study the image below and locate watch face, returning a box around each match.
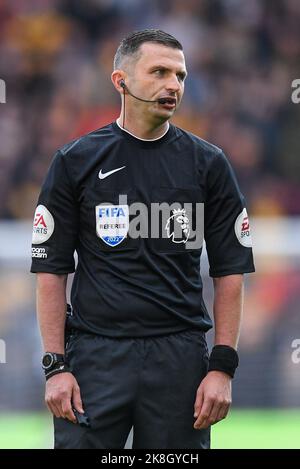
[42,353,54,370]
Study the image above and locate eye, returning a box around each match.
[153,69,165,76]
[177,73,186,82]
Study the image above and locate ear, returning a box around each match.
[111,70,126,93]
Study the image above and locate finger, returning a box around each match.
[194,388,204,419]
[205,401,222,427]
[45,401,56,417]
[62,400,76,423]
[194,398,213,429]
[54,400,66,419]
[45,396,61,418]
[47,401,63,418]
[72,384,84,414]
[217,403,230,422]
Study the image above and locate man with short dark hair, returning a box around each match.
[31,29,255,449]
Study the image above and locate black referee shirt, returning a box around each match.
[31,121,255,337]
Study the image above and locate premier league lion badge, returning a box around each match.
[165,208,190,244]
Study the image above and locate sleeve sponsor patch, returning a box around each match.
[234,208,252,248]
[31,246,48,258]
[32,205,54,244]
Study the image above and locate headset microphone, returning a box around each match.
[119,80,173,105]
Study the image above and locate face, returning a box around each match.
[125,42,187,121]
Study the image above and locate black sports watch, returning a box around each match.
[42,352,65,371]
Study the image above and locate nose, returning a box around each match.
[165,74,181,92]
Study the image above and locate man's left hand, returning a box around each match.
[193,371,232,430]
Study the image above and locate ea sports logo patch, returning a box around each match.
[95,204,129,247]
[234,208,252,247]
[32,205,54,244]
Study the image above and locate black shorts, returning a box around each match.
[54,328,210,449]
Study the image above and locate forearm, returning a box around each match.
[36,273,68,353]
[212,274,244,349]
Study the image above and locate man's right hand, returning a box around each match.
[45,372,84,423]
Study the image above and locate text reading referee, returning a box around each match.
[31,29,255,449]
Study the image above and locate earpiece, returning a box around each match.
[120,80,125,88]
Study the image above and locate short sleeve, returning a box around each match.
[204,151,255,277]
[30,150,79,274]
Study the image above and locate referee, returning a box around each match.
[31,29,255,449]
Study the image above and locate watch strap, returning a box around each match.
[45,363,70,381]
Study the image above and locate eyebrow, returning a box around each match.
[149,65,188,79]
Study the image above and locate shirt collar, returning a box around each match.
[116,118,170,142]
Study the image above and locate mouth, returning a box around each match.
[157,96,177,109]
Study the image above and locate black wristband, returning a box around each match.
[45,364,70,381]
[208,345,239,378]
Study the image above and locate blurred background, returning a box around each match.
[0,0,300,449]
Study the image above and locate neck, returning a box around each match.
[118,108,169,140]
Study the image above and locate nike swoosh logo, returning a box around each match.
[98,166,126,180]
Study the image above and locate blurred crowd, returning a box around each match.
[0,0,300,219]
